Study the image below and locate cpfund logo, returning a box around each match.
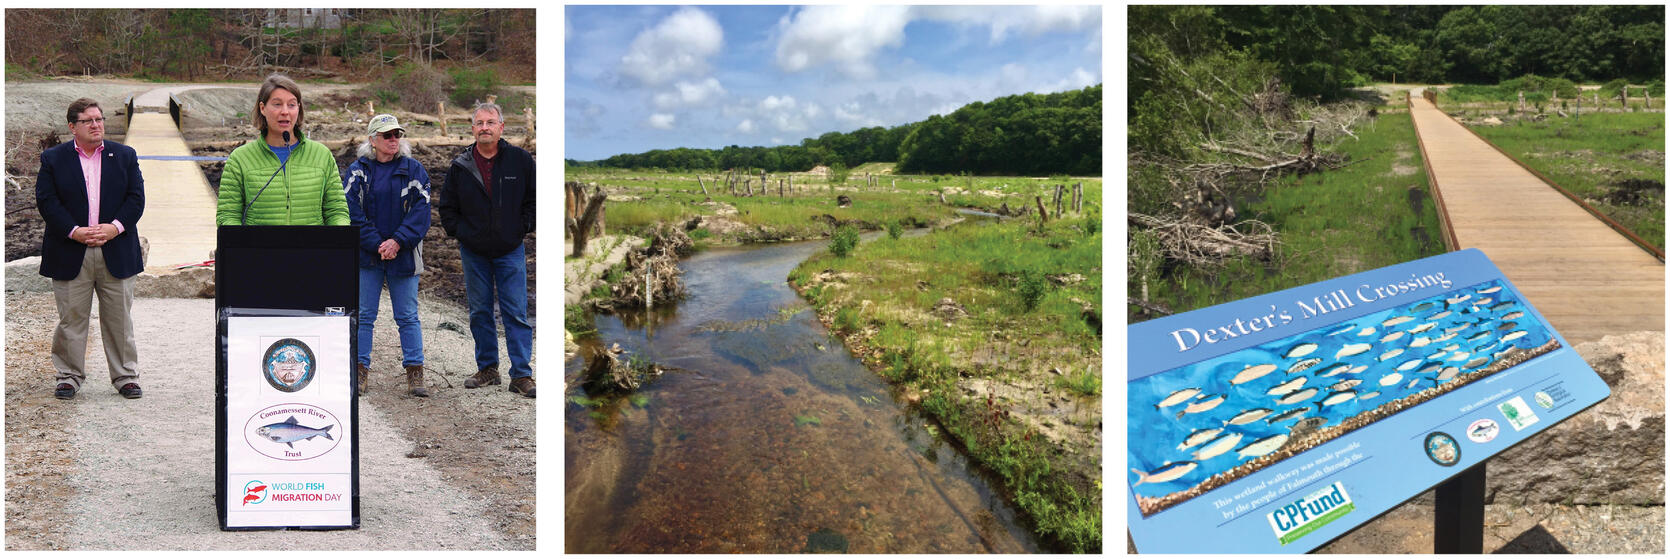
[1267,482,1355,545]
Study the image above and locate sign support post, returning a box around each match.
[1434,463,1486,553]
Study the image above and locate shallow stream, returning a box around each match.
[564,224,1040,553]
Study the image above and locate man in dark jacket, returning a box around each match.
[36,98,146,400]
[437,102,535,398]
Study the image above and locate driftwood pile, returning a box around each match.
[1128,212,1278,268]
[583,344,660,394]
[606,223,692,310]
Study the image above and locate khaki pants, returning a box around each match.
[51,246,139,390]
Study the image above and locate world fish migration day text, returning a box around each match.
[1169,271,1454,353]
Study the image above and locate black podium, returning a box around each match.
[215,226,360,530]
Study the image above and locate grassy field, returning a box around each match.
[565,167,1097,248]
[1463,111,1666,252]
[788,206,1103,552]
[1131,110,1446,318]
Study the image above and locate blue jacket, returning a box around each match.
[36,140,145,280]
[344,155,431,276]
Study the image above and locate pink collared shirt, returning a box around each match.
[70,141,123,238]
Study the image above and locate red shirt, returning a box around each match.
[472,144,497,197]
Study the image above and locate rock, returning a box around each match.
[134,267,215,298]
[836,195,852,207]
[139,236,149,268]
[932,297,968,322]
[1487,331,1664,506]
[5,257,51,293]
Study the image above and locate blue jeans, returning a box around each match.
[459,243,532,379]
[358,267,423,367]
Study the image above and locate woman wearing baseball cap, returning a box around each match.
[344,114,433,397]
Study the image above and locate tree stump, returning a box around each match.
[567,181,607,257]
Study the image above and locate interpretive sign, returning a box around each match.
[1126,249,1609,553]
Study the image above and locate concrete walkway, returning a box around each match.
[1408,92,1664,344]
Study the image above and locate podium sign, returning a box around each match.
[216,226,359,530]
[1126,249,1609,553]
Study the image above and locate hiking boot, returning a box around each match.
[509,376,536,398]
[55,383,76,400]
[406,365,430,398]
[356,363,370,397]
[465,366,500,389]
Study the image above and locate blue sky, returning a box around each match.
[564,5,1102,161]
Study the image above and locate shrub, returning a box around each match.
[449,66,502,107]
[830,225,859,257]
[887,219,903,240]
[384,61,450,111]
[1017,269,1050,312]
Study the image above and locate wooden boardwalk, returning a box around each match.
[1408,92,1664,344]
[126,87,231,270]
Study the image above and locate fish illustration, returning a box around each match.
[1490,302,1514,312]
[1318,390,1357,407]
[1497,321,1518,331]
[1409,322,1437,334]
[1181,394,1226,415]
[1331,379,1363,390]
[1132,462,1197,486]
[1379,373,1404,386]
[1194,433,1245,461]
[1409,336,1433,348]
[1411,302,1437,313]
[1429,310,1453,320]
[1448,351,1471,362]
[1447,294,1471,305]
[1444,324,1470,334]
[1349,365,1368,374]
[1326,324,1357,336]
[256,416,334,448]
[1320,364,1354,377]
[1406,377,1421,389]
[1276,387,1318,405]
[1494,347,1520,360]
[1470,423,1496,437]
[1501,330,1528,342]
[1226,408,1274,426]
[1230,364,1279,385]
[1285,343,1319,359]
[1396,358,1423,372]
[1177,427,1226,450]
[1287,358,1323,374]
[1156,387,1201,409]
[1418,362,1443,374]
[1336,343,1372,359]
[1437,367,1461,381]
[1236,434,1290,459]
[243,494,261,505]
[1382,315,1415,328]
[1266,407,1309,424]
[1475,297,1494,307]
[1466,331,1491,343]
[1434,332,1459,343]
[1502,311,1525,320]
[1463,357,1489,369]
[1357,327,1377,336]
[1475,341,1499,353]
[1266,377,1309,396]
[1358,391,1381,400]
[1380,331,1406,343]
[1378,348,1404,361]
[1441,343,1460,352]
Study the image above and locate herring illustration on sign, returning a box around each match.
[1128,279,1560,515]
[263,338,316,392]
[257,416,335,448]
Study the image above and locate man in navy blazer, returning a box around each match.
[36,98,146,400]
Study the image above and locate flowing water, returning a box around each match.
[564,227,1040,553]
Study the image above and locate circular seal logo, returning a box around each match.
[262,338,316,392]
[1466,419,1500,443]
[244,403,342,461]
[1534,391,1555,409]
[1425,432,1461,466]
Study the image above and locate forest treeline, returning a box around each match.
[4,9,535,82]
[570,84,1101,177]
[1131,5,1664,157]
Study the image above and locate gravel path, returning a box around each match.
[7,294,530,550]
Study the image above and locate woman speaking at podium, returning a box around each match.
[215,74,349,226]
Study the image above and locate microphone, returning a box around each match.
[242,131,292,225]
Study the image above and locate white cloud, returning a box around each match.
[619,7,724,86]
[653,77,727,110]
[646,113,676,129]
[917,6,1101,43]
[737,119,756,134]
[1047,67,1099,93]
[775,5,912,78]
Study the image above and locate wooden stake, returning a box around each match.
[437,101,447,136]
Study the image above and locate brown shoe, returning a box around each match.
[406,365,430,397]
[509,376,536,398]
[464,366,500,389]
[356,363,370,397]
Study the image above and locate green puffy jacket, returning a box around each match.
[215,131,350,226]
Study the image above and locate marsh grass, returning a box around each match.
[1465,112,1665,251]
[1135,111,1444,318]
[789,213,1102,552]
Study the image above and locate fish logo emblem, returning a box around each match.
[243,480,267,506]
[257,416,335,448]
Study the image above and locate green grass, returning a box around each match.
[1132,110,1445,318]
[789,210,1103,552]
[1464,112,1665,252]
